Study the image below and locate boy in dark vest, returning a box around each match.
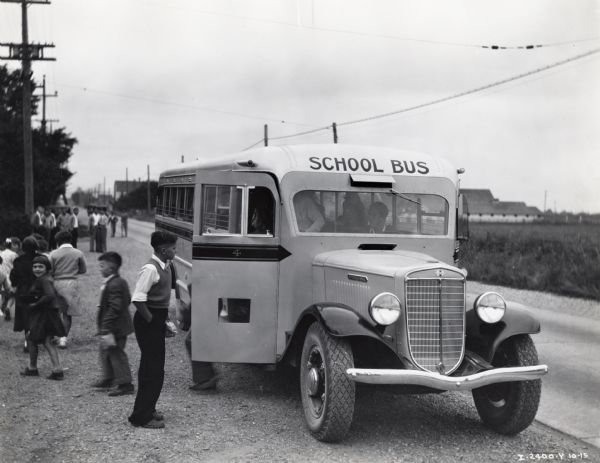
[128,231,178,429]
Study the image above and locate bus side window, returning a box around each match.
[202,185,242,234]
[156,186,164,214]
[247,187,274,235]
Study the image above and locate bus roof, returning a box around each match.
[159,144,460,184]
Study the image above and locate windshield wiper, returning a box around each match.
[390,188,421,206]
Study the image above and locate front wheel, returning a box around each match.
[300,322,355,442]
[472,334,542,435]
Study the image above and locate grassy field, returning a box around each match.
[461,222,600,301]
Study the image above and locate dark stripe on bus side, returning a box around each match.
[193,244,291,262]
[155,219,193,241]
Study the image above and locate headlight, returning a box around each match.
[474,292,506,324]
[369,292,401,325]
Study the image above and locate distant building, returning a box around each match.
[95,194,114,207]
[113,180,142,200]
[461,189,542,223]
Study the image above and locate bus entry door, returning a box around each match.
[191,171,284,364]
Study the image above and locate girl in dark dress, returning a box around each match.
[10,236,38,352]
[20,255,65,380]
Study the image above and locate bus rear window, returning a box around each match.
[293,190,448,235]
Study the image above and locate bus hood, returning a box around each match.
[312,249,465,278]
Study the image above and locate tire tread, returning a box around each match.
[473,334,541,435]
[302,322,355,442]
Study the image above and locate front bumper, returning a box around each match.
[346,365,548,391]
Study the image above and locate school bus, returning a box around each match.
[156,144,547,442]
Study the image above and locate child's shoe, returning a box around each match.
[58,337,68,348]
[189,375,219,391]
[47,370,64,380]
[141,419,165,429]
[108,383,134,396]
[20,367,39,376]
[90,378,113,388]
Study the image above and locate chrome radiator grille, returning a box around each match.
[404,277,465,374]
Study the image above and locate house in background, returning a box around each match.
[461,189,542,223]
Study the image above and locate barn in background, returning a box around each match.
[461,189,542,223]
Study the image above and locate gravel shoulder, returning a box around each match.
[0,237,598,462]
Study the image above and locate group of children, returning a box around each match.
[0,234,135,396]
[2,227,216,432]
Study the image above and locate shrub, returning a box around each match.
[461,223,600,301]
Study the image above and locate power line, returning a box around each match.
[339,46,600,128]
[138,0,600,51]
[253,46,600,146]
[269,125,330,142]
[241,138,265,151]
[304,26,600,51]
[57,83,318,129]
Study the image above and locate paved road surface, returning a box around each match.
[128,218,599,448]
[127,218,155,247]
[510,298,599,448]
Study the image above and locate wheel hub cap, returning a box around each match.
[307,367,321,397]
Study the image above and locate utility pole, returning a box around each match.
[264,124,269,146]
[0,0,55,214]
[332,122,338,144]
[36,74,58,133]
[146,165,151,214]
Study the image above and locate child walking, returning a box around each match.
[91,252,135,396]
[0,256,12,320]
[10,236,37,352]
[20,255,65,380]
[1,237,21,321]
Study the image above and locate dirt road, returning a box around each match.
[0,234,597,462]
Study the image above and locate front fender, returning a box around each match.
[314,303,383,340]
[280,303,394,366]
[466,299,541,362]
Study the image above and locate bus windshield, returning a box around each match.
[293,190,448,235]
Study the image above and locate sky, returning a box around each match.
[1,0,599,213]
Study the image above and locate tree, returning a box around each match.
[0,65,76,213]
[113,182,158,211]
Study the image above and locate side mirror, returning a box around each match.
[457,194,469,242]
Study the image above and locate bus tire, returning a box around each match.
[472,335,541,435]
[300,321,355,442]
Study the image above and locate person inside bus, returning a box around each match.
[293,191,325,232]
[367,201,390,233]
[247,187,274,235]
[337,192,367,233]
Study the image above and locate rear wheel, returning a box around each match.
[472,334,541,435]
[300,322,355,442]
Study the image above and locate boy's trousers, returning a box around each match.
[128,309,167,426]
[100,335,132,385]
